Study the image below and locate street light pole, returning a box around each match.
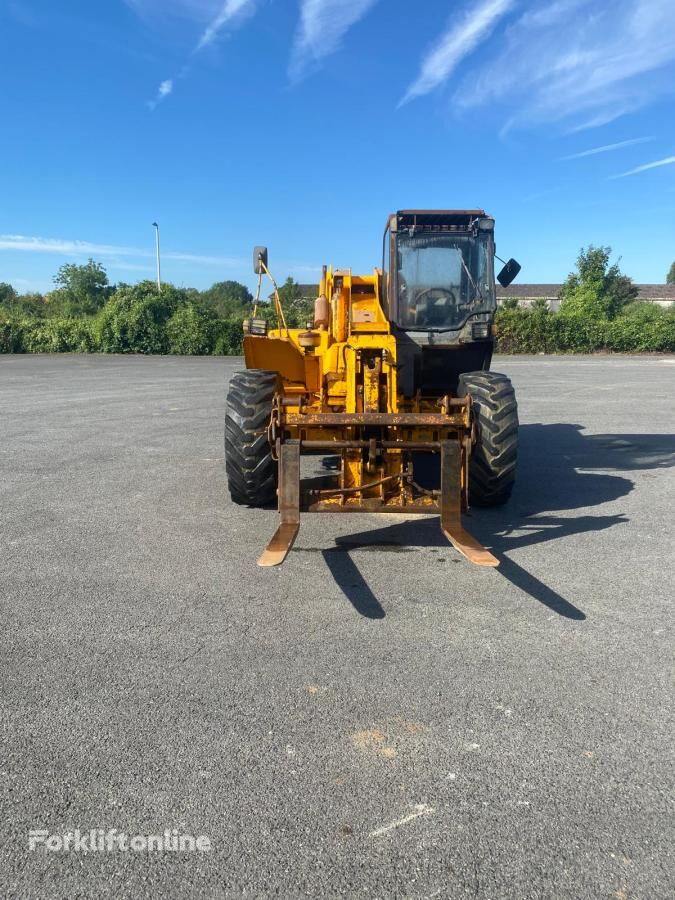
[152,222,162,293]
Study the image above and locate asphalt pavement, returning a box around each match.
[1,353,673,898]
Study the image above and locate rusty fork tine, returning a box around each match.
[258,441,300,567]
[439,441,499,568]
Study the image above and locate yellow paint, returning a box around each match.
[242,259,466,510]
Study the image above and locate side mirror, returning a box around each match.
[497,258,521,288]
[253,246,268,275]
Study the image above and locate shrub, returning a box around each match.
[200,281,253,318]
[617,301,665,323]
[494,307,556,353]
[212,318,244,355]
[166,304,215,355]
[94,281,187,354]
[0,314,27,353]
[22,318,96,353]
[604,310,675,352]
[495,305,675,353]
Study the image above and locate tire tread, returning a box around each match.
[225,369,277,506]
[458,371,518,507]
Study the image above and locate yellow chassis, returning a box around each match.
[243,266,498,569]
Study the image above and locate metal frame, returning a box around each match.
[258,436,498,568]
[439,441,498,567]
[258,441,300,568]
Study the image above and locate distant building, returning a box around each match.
[497,284,563,310]
[631,284,675,308]
[296,284,319,301]
[498,284,675,311]
[272,283,675,310]
[267,284,319,304]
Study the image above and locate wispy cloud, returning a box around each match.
[290,0,380,83]
[135,0,257,108]
[0,233,322,287]
[195,0,255,50]
[147,78,174,110]
[0,234,244,267]
[455,0,675,132]
[560,136,655,161]
[610,155,675,179]
[158,79,174,98]
[400,0,514,106]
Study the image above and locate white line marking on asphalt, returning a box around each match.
[369,804,434,838]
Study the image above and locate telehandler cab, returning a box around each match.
[225,210,521,567]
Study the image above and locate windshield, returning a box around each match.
[396,233,494,330]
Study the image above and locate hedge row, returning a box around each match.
[0,307,245,356]
[494,304,675,353]
[2,302,674,356]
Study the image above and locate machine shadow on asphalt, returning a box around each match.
[310,424,675,621]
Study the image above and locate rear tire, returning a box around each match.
[458,371,518,507]
[225,369,278,506]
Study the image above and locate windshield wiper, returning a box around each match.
[458,255,482,304]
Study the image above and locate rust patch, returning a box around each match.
[350,729,397,759]
[398,720,425,734]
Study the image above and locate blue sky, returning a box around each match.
[1,0,674,294]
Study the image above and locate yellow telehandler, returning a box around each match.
[225,210,521,567]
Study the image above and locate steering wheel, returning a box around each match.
[413,287,457,326]
[415,287,457,306]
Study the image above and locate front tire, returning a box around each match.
[458,371,518,507]
[225,369,278,506]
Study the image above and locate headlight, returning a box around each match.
[243,318,268,336]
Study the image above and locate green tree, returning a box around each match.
[166,304,215,355]
[212,319,244,355]
[94,281,187,353]
[559,246,637,321]
[16,292,49,317]
[200,280,252,318]
[277,277,314,328]
[667,262,675,284]
[277,276,301,307]
[0,284,49,318]
[50,259,113,317]
[0,282,17,307]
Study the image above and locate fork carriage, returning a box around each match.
[259,396,498,568]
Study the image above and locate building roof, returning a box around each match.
[633,284,675,300]
[275,283,675,302]
[296,284,319,297]
[497,283,675,301]
[497,284,561,299]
